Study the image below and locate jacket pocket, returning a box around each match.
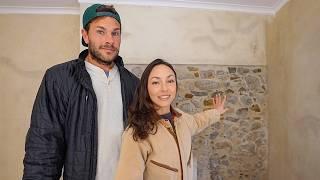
[150,160,178,172]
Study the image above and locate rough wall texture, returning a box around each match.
[127,64,268,180]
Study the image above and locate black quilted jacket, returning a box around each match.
[22,49,139,180]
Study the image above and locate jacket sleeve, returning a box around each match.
[183,109,221,136]
[23,70,66,180]
[115,128,150,180]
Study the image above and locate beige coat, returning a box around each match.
[115,109,221,180]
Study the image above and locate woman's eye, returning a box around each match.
[151,81,159,85]
[168,79,175,83]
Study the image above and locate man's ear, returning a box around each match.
[81,29,89,45]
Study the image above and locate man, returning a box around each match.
[23,4,139,180]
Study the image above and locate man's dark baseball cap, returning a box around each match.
[82,4,121,47]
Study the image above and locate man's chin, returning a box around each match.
[103,52,117,61]
[101,58,115,65]
[89,47,118,66]
[93,56,115,66]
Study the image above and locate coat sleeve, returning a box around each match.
[23,70,66,180]
[182,109,221,136]
[115,128,150,180]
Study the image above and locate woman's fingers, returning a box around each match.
[213,93,224,105]
[221,95,226,105]
[213,94,227,114]
[216,94,220,105]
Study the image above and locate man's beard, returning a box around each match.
[89,43,119,66]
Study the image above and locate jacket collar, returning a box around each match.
[75,49,125,92]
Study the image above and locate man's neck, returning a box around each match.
[85,55,115,72]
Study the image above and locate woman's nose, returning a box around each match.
[160,83,168,91]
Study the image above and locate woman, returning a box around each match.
[115,59,227,180]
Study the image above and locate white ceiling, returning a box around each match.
[0,0,78,7]
[0,0,289,15]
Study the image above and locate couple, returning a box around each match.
[22,4,227,180]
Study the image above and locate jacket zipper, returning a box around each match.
[89,92,97,180]
[171,123,184,180]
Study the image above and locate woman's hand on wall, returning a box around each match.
[213,94,228,114]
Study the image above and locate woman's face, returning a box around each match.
[147,64,177,115]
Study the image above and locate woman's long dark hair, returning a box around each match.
[128,59,180,141]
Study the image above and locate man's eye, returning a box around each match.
[112,31,120,36]
[97,30,104,35]
[168,79,175,83]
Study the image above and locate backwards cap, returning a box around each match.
[82,4,121,46]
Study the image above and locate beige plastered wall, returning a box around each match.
[80,4,267,65]
[2,0,319,178]
[0,14,79,180]
[1,6,268,179]
[267,0,320,179]
[0,5,269,180]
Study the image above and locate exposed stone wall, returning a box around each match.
[126,64,267,180]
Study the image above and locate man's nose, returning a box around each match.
[104,33,114,44]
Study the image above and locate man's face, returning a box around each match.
[82,16,121,65]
